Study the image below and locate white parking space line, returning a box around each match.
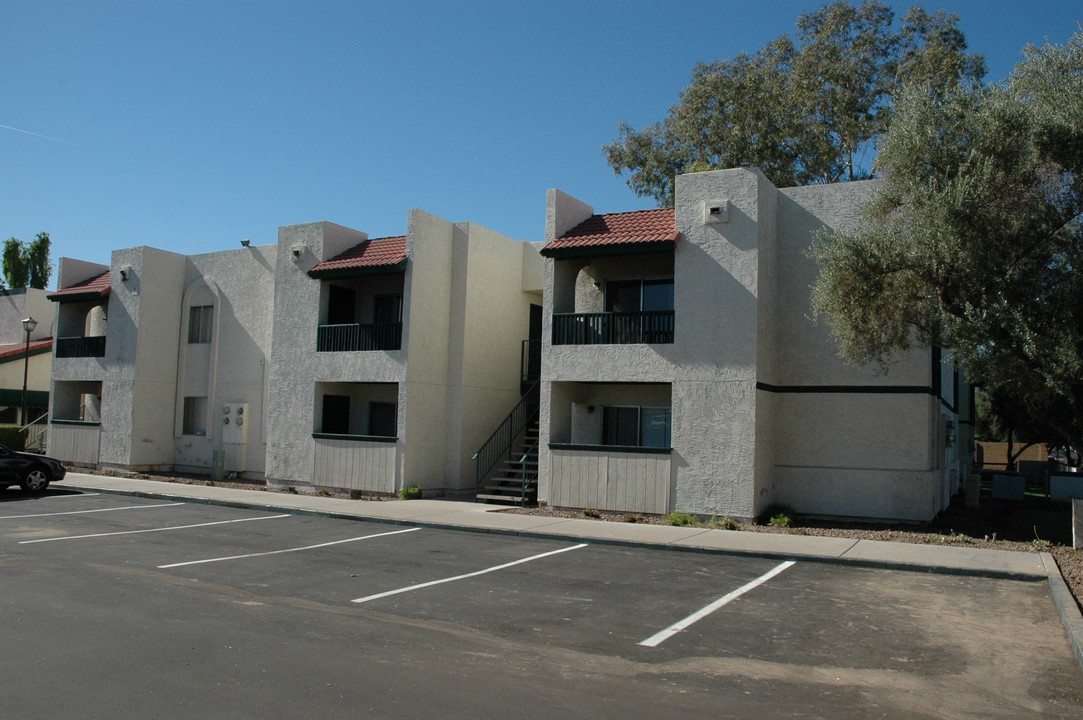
[23,492,101,499]
[352,543,589,604]
[18,514,291,544]
[638,560,797,648]
[158,526,421,568]
[0,502,184,520]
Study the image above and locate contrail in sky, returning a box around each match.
[0,123,79,146]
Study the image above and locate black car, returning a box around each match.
[0,446,67,492]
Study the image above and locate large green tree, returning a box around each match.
[809,30,1083,450]
[603,1,984,205]
[2,232,52,290]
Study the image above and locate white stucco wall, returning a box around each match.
[99,246,186,470]
[541,169,952,521]
[443,221,542,494]
[768,181,943,520]
[265,221,399,486]
[0,288,54,344]
[399,209,454,491]
[542,170,772,519]
[170,245,276,477]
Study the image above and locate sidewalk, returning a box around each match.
[63,471,1048,580]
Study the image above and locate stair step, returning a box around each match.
[477,493,533,503]
[484,480,537,489]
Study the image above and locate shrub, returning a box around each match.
[0,425,26,451]
[582,508,601,518]
[762,502,797,526]
[759,503,796,527]
[664,511,701,527]
[706,515,741,530]
[768,513,793,528]
[399,485,423,500]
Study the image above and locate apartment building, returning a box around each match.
[537,168,971,522]
[46,209,542,498]
[44,168,970,521]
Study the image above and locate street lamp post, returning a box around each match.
[21,316,38,426]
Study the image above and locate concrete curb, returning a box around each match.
[1041,552,1083,674]
[65,482,1050,582]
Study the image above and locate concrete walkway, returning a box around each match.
[61,472,1046,579]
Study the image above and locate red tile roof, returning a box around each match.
[541,208,678,256]
[0,339,53,362]
[308,236,408,277]
[47,271,111,302]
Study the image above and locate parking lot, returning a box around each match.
[2,488,1082,719]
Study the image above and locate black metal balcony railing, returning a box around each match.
[552,311,674,345]
[55,336,107,358]
[317,322,403,352]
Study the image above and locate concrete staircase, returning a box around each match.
[476,420,539,505]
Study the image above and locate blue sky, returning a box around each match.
[3,1,1080,278]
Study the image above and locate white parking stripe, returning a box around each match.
[19,514,291,544]
[352,543,589,604]
[158,526,421,568]
[638,560,797,648]
[0,502,183,520]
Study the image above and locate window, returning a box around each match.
[373,295,402,324]
[605,279,674,313]
[327,286,356,325]
[602,406,671,448]
[188,305,214,343]
[182,397,207,436]
[368,402,396,437]
[321,395,350,435]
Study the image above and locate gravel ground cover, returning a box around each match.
[80,469,1083,613]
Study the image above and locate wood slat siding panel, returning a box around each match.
[47,424,100,465]
[550,448,669,514]
[312,438,396,493]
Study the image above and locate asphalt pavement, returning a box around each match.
[60,470,1083,673]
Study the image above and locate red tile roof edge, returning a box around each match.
[47,271,112,301]
[0,338,53,362]
[308,235,408,274]
[541,208,678,253]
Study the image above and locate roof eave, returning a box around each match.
[539,238,678,259]
[307,257,408,279]
[48,287,112,303]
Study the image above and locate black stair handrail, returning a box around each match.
[474,379,540,495]
[514,437,540,506]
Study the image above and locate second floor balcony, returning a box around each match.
[317,322,402,352]
[55,335,107,358]
[552,310,674,345]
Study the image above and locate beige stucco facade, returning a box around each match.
[43,168,969,521]
[0,287,54,426]
[539,168,972,522]
[47,208,542,497]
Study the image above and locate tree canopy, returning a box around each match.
[603,1,984,205]
[809,29,1083,451]
[2,232,52,290]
